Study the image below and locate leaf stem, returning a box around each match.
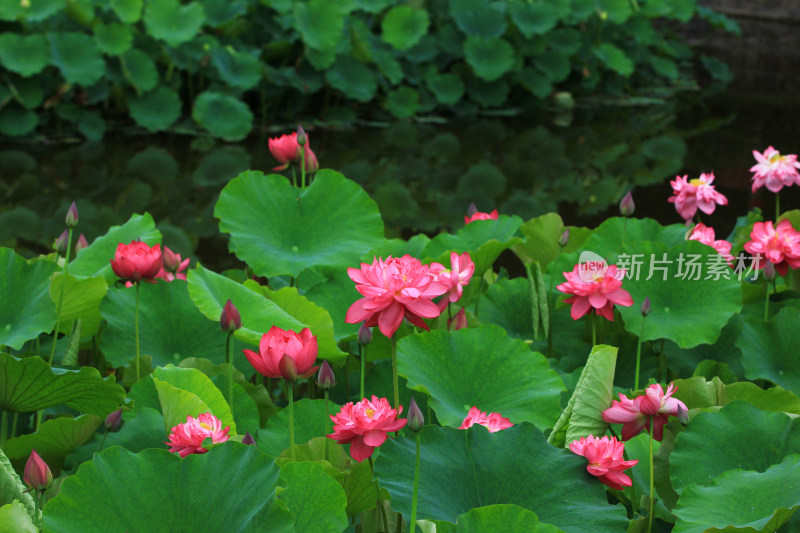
[135,281,141,382]
[48,227,73,367]
[648,417,655,533]
[0,409,6,449]
[287,380,295,461]
[324,389,330,462]
[764,281,770,322]
[360,344,366,401]
[409,430,421,533]
[635,315,646,391]
[226,331,234,418]
[391,336,399,410]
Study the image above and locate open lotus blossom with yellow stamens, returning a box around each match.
[744,220,800,276]
[569,435,638,490]
[668,172,728,220]
[328,396,407,462]
[166,413,230,458]
[602,383,688,441]
[750,146,800,193]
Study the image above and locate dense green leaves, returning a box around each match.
[456,505,565,532]
[382,6,429,51]
[736,307,800,394]
[0,34,49,77]
[0,249,58,349]
[143,0,205,47]
[464,36,515,82]
[192,91,253,141]
[48,32,105,85]
[278,462,348,533]
[128,86,182,132]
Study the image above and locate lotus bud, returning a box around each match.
[763,261,776,281]
[54,229,69,255]
[296,124,308,147]
[467,202,478,216]
[65,201,79,227]
[641,297,651,317]
[23,449,53,492]
[104,408,123,432]
[279,354,298,383]
[241,432,256,445]
[559,229,569,248]
[620,191,635,217]
[162,246,180,273]
[219,299,241,332]
[407,397,424,432]
[75,233,89,252]
[448,308,468,331]
[316,360,336,390]
[358,323,372,346]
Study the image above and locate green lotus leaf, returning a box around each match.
[0,500,37,533]
[352,0,394,12]
[278,461,348,533]
[0,249,58,349]
[48,32,105,85]
[670,402,800,495]
[293,0,344,51]
[77,112,105,141]
[211,46,262,91]
[548,28,583,54]
[121,48,158,94]
[670,376,800,416]
[49,273,108,338]
[512,213,565,267]
[518,67,552,98]
[650,55,679,79]
[3,414,101,474]
[385,86,420,119]
[302,270,361,340]
[325,56,377,102]
[8,76,43,109]
[0,448,36,522]
[508,1,557,38]
[153,365,235,434]
[397,326,565,429]
[192,146,251,186]
[0,34,49,77]
[0,0,63,22]
[257,399,337,458]
[450,0,507,37]
[597,0,632,23]
[128,86,182,132]
[44,444,295,532]
[736,306,800,394]
[426,72,465,105]
[192,91,253,141]
[673,454,800,533]
[456,505,565,532]
[100,282,228,368]
[464,36,515,82]
[110,0,142,23]
[372,48,404,84]
[143,0,205,47]
[127,147,178,182]
[93,23,132,55]
[479,277,535,339]
[215,170,383,279]
[381,6,429,51]
[374,424,629,531]
[594,43,634,77]
[68,212,161,282]
[201,0,247,27]
[535,50,571,83]
[0,106,37,137]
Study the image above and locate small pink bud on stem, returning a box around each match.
[220,299,241,332]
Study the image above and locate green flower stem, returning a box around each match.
[548,248,563,358]
[764,282,771,321]
[0,409,7,449]
[11,412,18,441]
[48,227,74,367]
[621,217,627,247]
[635,316,646,391]
[291,167,297,188]
[658,339,666,383]
[409,430,421,533]
[391,337,399,410]
[287,381,296,461]
[324,389,330,462]
[226,331,234,418]
[591,313,597,346]
[369,457,389,533]
[34,490,42,533]
[135,281,141,382]
[359,344,366,401]
[648,416,655,533]
[300,146,306,189]
[474,275,484,320]
[98,429,109,453]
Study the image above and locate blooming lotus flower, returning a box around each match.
[688,223,733,264]
[556,264,633,321]
[242,326,319,382]
[602,382,688,441]
[23,449,53,491]
[345,255,447,338]
[328,396,407,462]
[459,406,513,433]
[166,413,230,458]
[743,220,800,276]
[569,435,638,490]
[429,252,475,311]
[268,132,319,172]
[750,146,800,193]
[464,209,499,224]
[155,246,190,282]
[110,241,163,283]
[668,172,728,220]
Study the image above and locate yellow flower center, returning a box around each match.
[365,408,375,418]
[689,178,703,186]
[199,422,211,430]
[769,152,782,163]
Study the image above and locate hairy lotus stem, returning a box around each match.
[135,282,141,382]
[648,415,655,533]
[300,145,306,189]
[98,429,109,453]
[764,282,770,321]
[0,409,6,449]
[591,312,597,346]
[369,457,389,533]
[410,430,422,532]
[49,226,74,367]
[359,343,366,401]
[391,337,399,410]
[324,388,330,462]
[287,381,296,460]
[635,317,646,391]
[226,331,235,418]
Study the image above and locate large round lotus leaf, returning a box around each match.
[4,414,101,473]
[372,48,404,84]
[278,461,348,533]
[673,454,800,533]
[44,444,295,533]
[597,0,633,24]
[397,326,564,429]
[211,46,262,91]
[0,33,49,77]
[128,86,182,132]
[0,353,125,415]
[215,170,384,279]
[594,43,634,77]
[186,265,345,361]
[298,270,362,341]
[467,78,509,107]
[0,0,63,21]
[464,36,514,82]
[110,0,142,23]
[478,277,534,340]
[192,146,251,186]
[143,0,205,47]
[0,105,37,136]
[127,147,178,182]
[450,0,507,37]
[10,76,43,109]
[374,424,629,532]
[0,249,57,349]
[100,282,228,368]
[508,1,557,38]
[121,48,158,94]
[535,50,571,83]
[93,23,132,55]
[352,0,394,13]
[385,86,420,119]
[670,402,800,495]
[257,399,337,457]
[153,365,236,434]
[49,273,108,337]
[192,91,253,141]
[68,212,161,282]
[736,307,800,394]
[77,112,106,141]
[381,6,429,51]
[456,505,565,532]
[512,213,565,267]
[293,0,344,51]
[325,57,377,102]
[48,32,105,85]
[671,377,800,416]
[202,0,247,26]
[0,500,36,533]
[427,72,465,105]
[547,28,583,54]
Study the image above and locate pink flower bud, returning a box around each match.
[763,260,777,281]
[104,408,123,432]
[54,229,68,255]
[407,396,424,432]
[467,202,478,216]
[241,432,256,445]
[162,246,181,273]
[65,201,79,227]
[23,449,53,491]
[559,229,569,247]
[316,360,336,390]
[641,297,651,316]
[75,234,89,252]
[358,323,372,346]
[448,308,468,330]
[296,124,308,147]
[619,191,635,217]
[220,299,241,332]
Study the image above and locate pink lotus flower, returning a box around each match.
[345,255,447,338]
[750,146,800,193]
[110,241,163,283]
[464,209,499,224]
[688,223,733,264]
[268,132,319,172]
[243,326,319,382]
[429,252,475,311]
[448,308,468,330]
[744,220,800,276]
[569,435,638,490]
[602,382,688,441]
[459,406,513,433]
[23,449,53,491]
[668,172,728,220]
[155,246,190,282]
[556,264,633,321]
[327,396,407,462]
[166,413,230,458]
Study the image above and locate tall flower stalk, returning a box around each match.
[635,297,651,390]
[647,416,655,533]
[407,397,424,533]
[220,300,241,417]
[48,202,79,366]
